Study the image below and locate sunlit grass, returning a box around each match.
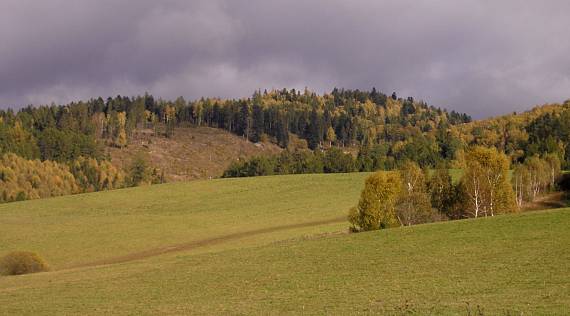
[1,172,568,314]
[0,173,369,268]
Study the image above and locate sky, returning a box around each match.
[1,0,569,118]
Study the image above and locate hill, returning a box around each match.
[107,126,281,181]
[3,88,569,204]
[0,173,569,314]
[455,101,570,166]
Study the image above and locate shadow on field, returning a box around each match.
[522,174,570,211]
[557,173,570,194]
[522,192,567,211]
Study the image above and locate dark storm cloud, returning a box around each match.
[1,0,569,118]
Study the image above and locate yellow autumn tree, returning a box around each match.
[0,153,79,202]
[115,112,128,147]
[325,127,336,147]
[461,146,516,217]
[69,157,126,192]
[164,105,176,138]
[348,171,402,231]
[396,161,434,226]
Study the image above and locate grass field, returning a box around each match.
[1,173,569,315]
[0,173,369,268]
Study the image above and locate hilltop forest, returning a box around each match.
[1,87,569,203]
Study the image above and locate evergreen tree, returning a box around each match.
[238,101,250,140]
[251,94,265,143]
[308,108,323,149]
[128,155,150,186]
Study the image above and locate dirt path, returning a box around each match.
[62,193,567,271]
[64,216,346,270]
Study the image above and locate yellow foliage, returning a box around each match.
[0,251,49,275]
[70,157,125,192]
[461,146,516,217]
[349,171,402,231]
[0,153,79,203]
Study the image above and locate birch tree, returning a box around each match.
[396,161,434,225]
[512,164,530,207]
[461,146,516,217]
[544,153,561,190]
[525,157,549,200]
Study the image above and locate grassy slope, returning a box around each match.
[1,173,568,315]
[1,208,568,315]
[0,173,368,268]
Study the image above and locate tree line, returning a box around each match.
[1,87,569,203]
[457,100,570,168]
[0,87,473,202]
[223,100,570,178]
[222,148,356,177]
[0,153,163,203]
[348,146,562,231]
[2,90,568,170]
[0,88,471,163]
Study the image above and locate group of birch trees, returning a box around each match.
[512,154,561,207]
[461,146,516,218]
[349,146,562,231]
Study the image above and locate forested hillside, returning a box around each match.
[224,100,570,178]
[1,87,569,203]
[0,88,471,162]
[0,88,470,202]
[457,102,570,166]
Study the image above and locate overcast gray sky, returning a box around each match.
[1,0,569,118]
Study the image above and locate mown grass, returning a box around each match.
[0,208,568,315]
[0,173,369,268]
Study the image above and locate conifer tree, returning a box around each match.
[251,93,264,143]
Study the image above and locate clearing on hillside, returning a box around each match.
[107,126,282,181]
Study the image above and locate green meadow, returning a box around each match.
[0,173,371,269]
[1,173,569,315]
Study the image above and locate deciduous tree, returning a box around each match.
[348,171,402,231]
[461,146,516,217]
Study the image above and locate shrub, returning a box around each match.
[0,251,49,276]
